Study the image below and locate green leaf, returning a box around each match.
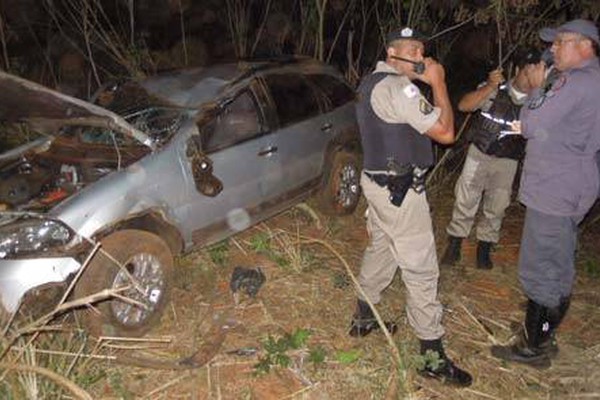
[308,346,326,364]
[207,239,229,265]
[250,233,271,253]
[274,353,291,368]
[254,358,272,375]
[335,349,361,364]
[415,349,445,371]
[289,328,311,349]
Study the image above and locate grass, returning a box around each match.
[0,327,96,399]
[334,349,361,364]
[1,185,599,398]
[247,225,312,271]
[207,239,230,266]
[107,368,132,399]
[254,328,331,376]
[581,257,600,279]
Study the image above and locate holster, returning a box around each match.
[366,166,424,208]
[387,173,413,207]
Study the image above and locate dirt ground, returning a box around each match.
[83,179,600,400]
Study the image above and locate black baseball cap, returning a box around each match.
[513,48,542,68]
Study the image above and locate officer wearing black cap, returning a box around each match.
[350,26,472,386]
[491,19,600,368]
[440,49,541,270]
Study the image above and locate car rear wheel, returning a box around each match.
[74,229,173,337]
[317,150,361,215]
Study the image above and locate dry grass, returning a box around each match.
[2,172,600,398]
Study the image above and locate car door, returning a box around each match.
[182,86,282,245]
[261,72,331,195]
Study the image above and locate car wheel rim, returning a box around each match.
[337,163,360,208]
[110,252,165,326]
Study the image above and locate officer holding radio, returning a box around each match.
[349,27,472,387]
[440,49,541,270]
[490,19,600,368]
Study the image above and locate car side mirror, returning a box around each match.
[186,137,223,197]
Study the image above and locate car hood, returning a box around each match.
[0,71,155,150]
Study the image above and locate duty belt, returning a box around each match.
[365,166,427,207]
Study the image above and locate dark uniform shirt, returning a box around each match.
[519,57,600,216]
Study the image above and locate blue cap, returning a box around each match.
[540,19,600,46]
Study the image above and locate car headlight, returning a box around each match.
[0,218,75,259]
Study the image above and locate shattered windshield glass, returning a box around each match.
[94,81,191,144]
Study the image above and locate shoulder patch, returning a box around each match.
[403,83,419,98]
[419,98,434,115]
[551,75,567,92]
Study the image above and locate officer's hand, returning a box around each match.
[509,120,522,134]
[418,58,445,86]
[513,62,545,94]
[512,65,530,93]
[526,61,546,89]
[487,69,504,87]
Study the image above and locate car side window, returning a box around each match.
[201,91,262,153]
[305,74,356,111]
[263,73,320,127]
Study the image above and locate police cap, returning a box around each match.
[540,19,600,46]
[386,27,428,46]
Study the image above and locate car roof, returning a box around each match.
[137,57,342,108]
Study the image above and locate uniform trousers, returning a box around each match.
[358,172,444,340]
[447,144,518,243]
[518,207,584,308]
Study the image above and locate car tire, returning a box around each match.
[317,150,362,215]
[74,229,173,337]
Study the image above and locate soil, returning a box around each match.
[86,178,600,400]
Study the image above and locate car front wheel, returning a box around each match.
[74,229,173,337]
[317,150,361,215]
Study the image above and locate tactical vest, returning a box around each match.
[467,85,526,160]
[356,72,434,171]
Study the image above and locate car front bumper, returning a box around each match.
[0,257,81,314]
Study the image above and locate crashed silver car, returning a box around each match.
[0,59,361,336]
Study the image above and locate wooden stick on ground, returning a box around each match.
[458,301,500,345]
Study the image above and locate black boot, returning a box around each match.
[491,299,553,368]
[418,339,473,387]
[348,299,398,337]
[440,236,462,267]
[476,241,494,269]
[539,295,570,358]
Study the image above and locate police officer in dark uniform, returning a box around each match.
[440,50,541,270]
[492,19,600,368]
[349,27,472,386]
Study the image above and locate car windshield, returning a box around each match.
[94,81,191,145]
[0,80,192,156]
